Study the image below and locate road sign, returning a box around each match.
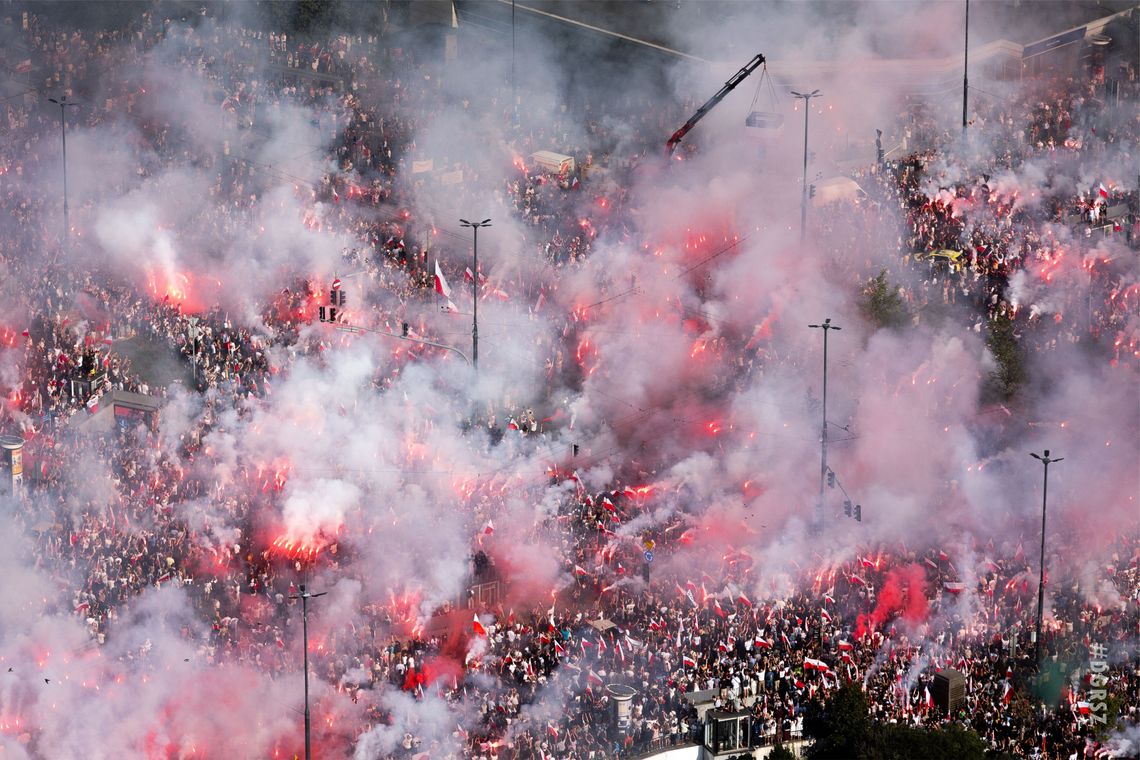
[644,551,654,563]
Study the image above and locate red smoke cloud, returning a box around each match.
[856,563,929,638]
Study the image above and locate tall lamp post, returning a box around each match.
[47,96,79,249]
[291,584,327,760]
[808,318,840,517]
[1029,450,1061,666]
[790,89,821,241]
[962,0,970,133]
[459,218,491,371]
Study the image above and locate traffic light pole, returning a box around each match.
[809,318,840,519]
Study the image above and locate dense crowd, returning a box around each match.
[0,5,1136,760]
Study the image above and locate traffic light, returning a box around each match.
[826,469,835,488]
[328,289,346,307]
[843,500,852,517]
[572,443,579,457]
[402,321,409,337]
[854,504,862,522]
[327,307,338,323]
[809,184,817,199]
[318,306,327,322]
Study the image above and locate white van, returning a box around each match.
[529,151,575,176]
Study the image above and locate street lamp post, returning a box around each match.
[290,584,327,760]
[963,0,970,133]
[790,89,821,241]
[809,318,841,518]
[47,96,79,249]
[459,218,492,371]
[1029,449,1062,666]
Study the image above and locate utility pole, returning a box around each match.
[47,96,79,249]
[1029,450,1062,667]
[291,584,327,760]
[963,0,969,133]
[790,90,821,241]
[459,218,491,371]
[809,318,841,518]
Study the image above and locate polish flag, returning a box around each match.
[1001,680,1013,704]
[1098,183,1109,198]
[434,261,456,310]
[838,641,853,651]
[682,655,697,668]
[714,599,726,618]
[601,496,616,511]
[823,593,836,605]
[841,652,854,665]
[737,592,753,608]
[794,678,806,689]
[1076,701,1091,715]
[587,669,604,686]
[754,637,772,649]
[463,267,487,285]
[820,608,832,623]
[924,686,934,709]
[472,615,489,636]
[943,581,966,593]
[574,564,590,577]
[849,575,867,587]
[780,631,791,647]
[859,557,876,569]
[804,657,828,671]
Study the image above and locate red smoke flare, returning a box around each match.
[856,563,928,638]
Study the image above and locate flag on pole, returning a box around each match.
[682,655,697,668]
[434,260,456,311]
[472,615,487,636]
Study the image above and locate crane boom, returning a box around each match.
[665,53,766,157]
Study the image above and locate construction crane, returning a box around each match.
[665,53,766,158]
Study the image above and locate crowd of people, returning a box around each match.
[0,4,1136,760]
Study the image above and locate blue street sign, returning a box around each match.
[644,551,654,563]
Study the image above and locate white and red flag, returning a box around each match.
[472,615,488,636]
[434,260,456,311]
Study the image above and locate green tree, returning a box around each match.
[861,270,908,330]
[806,683,991,760]
[769,744,797,760]
[804,682,872,759]
[984,311,1026,401]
